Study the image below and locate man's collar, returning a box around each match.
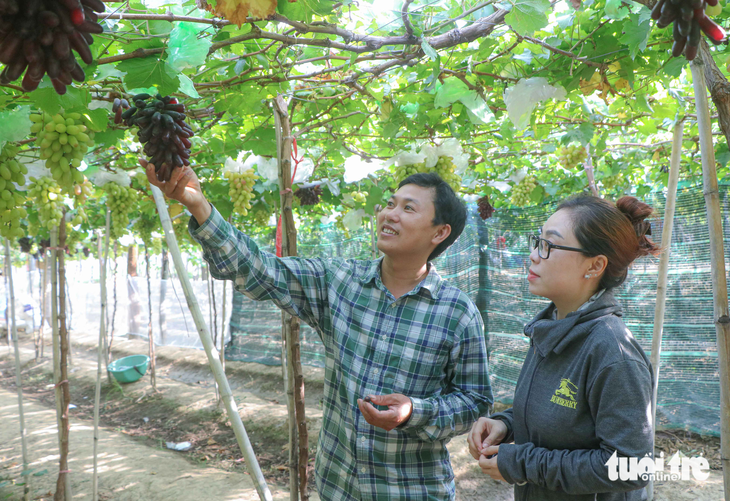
[357,257,444,300]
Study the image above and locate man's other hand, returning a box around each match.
[357,394,413,431]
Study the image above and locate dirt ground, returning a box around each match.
[0,329,725,500]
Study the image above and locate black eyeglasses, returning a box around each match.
[528,235,586,259]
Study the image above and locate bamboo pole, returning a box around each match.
[691,59,730,500]
[150,184,273,501]
[646,119,683,501]
[54,217,71,501]
[4,255,9,348]
[145,245,156,391]
[275,95,308,501]
[93,211,111,501]
[6,239,31,501]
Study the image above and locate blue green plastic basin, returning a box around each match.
[107,355,149,383]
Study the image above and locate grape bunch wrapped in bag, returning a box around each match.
[389,139,468,193]
[0,0,106,93]
[121,93,194,183]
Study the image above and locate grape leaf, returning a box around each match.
[0,106,32,150]
[434,78,472,108]
[505,0,550,36]
[118,57,181,96]
[619,14,651,60]
[605,0,630,20]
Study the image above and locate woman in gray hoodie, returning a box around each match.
[468,195,660,501]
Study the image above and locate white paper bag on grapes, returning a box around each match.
[91,169,131,188]
[245,155,278,182]
[344,156,387,184]
[393,149,426,167]
[292,156,314,184]
[420,144,440,169]
[342,208,366,232]
[503,77,566,130]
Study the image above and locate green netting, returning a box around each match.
[228,183,726,437]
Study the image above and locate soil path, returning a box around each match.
[0,329,726,501]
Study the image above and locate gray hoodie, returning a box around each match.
[490,291,653,500]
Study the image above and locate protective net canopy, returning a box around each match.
[228,183,726,437]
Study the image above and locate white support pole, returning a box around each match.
[646,118,683,501]
[150,185,273,501]
[6,239,30,501]
[691,59,730,501]
[93,210,111,501]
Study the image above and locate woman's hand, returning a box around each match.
[467,417,508,460]
[479,445,506,482]
[142,159,211,223]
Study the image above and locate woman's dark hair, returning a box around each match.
[398,173,466,261]
[557,195,661,290]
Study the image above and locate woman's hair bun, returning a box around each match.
[616,196,660,256]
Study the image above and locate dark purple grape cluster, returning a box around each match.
[0,0,105,93]
[121,93,194,183]
[477,195,495,220]
[294,185,322,206]
[17,236,32,253]
[111,97,130,123]
[652,0,726,60]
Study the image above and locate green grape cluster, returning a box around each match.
[600,174,625,192]
[133,217,162,254]
[510,176,540,207]
[27,176,63,231]
[351,191,367,207]
[390,156,462,192]
[224,169,258,216]
[557,145,588,170]
[0,144,27,239]
[105,183,137,239]
[30,112,95,191]
[251,208,271,227]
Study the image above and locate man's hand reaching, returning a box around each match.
[142,158,211,224]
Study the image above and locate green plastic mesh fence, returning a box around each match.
[228,183,726,437]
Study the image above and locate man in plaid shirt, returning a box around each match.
[144,160,493,500]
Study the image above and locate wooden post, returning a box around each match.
[150,184,273,501]
[93,211,111,500]
[691,59,730,500]
[54,216,72,501]
[647,119,683,501]
[275,95,309,501]
[159,247,169,345]
[6,239,31,501]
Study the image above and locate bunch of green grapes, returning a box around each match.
[133,217,162,254]
[224,169,258,216]
[600,174,625,192]
[351,191,367,207]
[65,226,84,256]
[251,208,271,227]
[30,112,95,191]
[510,176,540,207]
[104,183,137,240]
[557,144,588,170]
[27,176,64,231]
[0,144,28,239]
[390,156,462,192]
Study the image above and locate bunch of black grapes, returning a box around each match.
[652,0,726,60]
[0,0,105,93]
[121,93,194,182]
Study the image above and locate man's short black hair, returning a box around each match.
[397,172,466,261]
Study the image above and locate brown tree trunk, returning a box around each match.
[275,95,309,501]
[54,218,72,501]
[699,40,730,148]
[127,245,141,337]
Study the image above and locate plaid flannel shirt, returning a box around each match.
[190,206,493,501]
